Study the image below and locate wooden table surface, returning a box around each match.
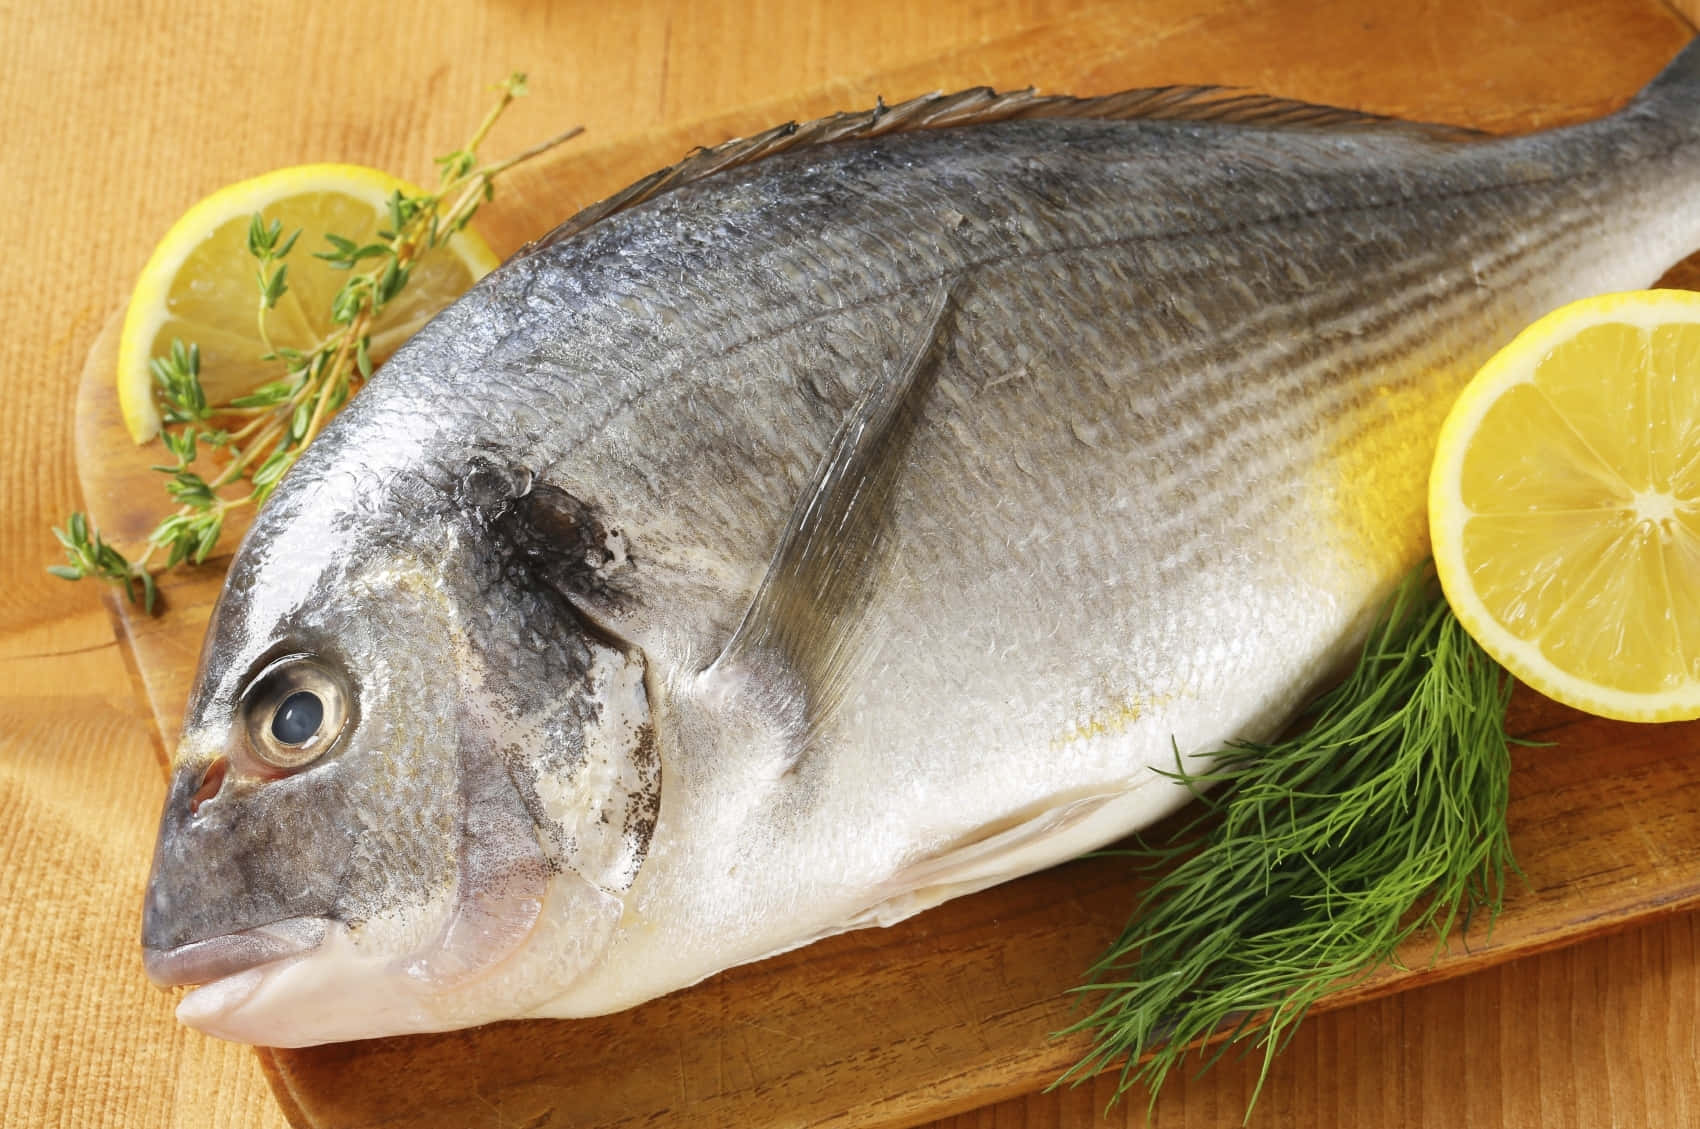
[5,2,1700,1127]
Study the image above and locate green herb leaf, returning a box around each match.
[227,379,295,409]
[373,258,409,307]
[330,277,368,325]
[435,149,476,180]
[49,513,155,609]
[164,471,216,508]
[313,234,390,270]
[355,335,373,380]
[157,425,198,467]
[151,339,208,424]
[247,214,277,258]
[192,513,224,563]
[49,76,580,612]
[251,447,293,489]
[1059,565,1517,1119]
[260,263,290,309]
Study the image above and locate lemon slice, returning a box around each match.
[118,163,500,442]
[1430,289,1700,722]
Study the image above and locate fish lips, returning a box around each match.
[143,917,328,989]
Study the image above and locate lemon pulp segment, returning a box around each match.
[1432,291,1700,721]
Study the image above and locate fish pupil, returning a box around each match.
[272,691,324,746]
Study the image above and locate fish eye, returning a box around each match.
[240,654,351,771]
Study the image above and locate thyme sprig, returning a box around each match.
[53,75,581,608]
[1060,566,1518,1118]
[49,512,157,612]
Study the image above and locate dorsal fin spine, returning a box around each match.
[531,85,1486,253]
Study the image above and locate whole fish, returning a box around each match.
[143,44,1700,1046]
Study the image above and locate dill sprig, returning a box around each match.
[1059,566,1516,1117]
[53,75,581,608]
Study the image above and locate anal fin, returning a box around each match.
[703,284,956,752]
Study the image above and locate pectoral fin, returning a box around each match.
[705,284,955,749]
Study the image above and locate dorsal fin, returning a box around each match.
[534,86,1486,250]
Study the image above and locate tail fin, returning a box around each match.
[1632,38,1700,113]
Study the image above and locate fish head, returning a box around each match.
[141,446,659,1045]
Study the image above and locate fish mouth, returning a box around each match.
[143,917,328,988]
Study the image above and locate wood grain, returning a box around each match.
[77,306,1700,1129]
[7,1,1700,1128]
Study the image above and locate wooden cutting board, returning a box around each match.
[74,1,1700,1126]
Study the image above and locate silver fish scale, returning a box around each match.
[375,123,1572,636]
[150,69,1700,1039]
[327,112,1700,1004]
